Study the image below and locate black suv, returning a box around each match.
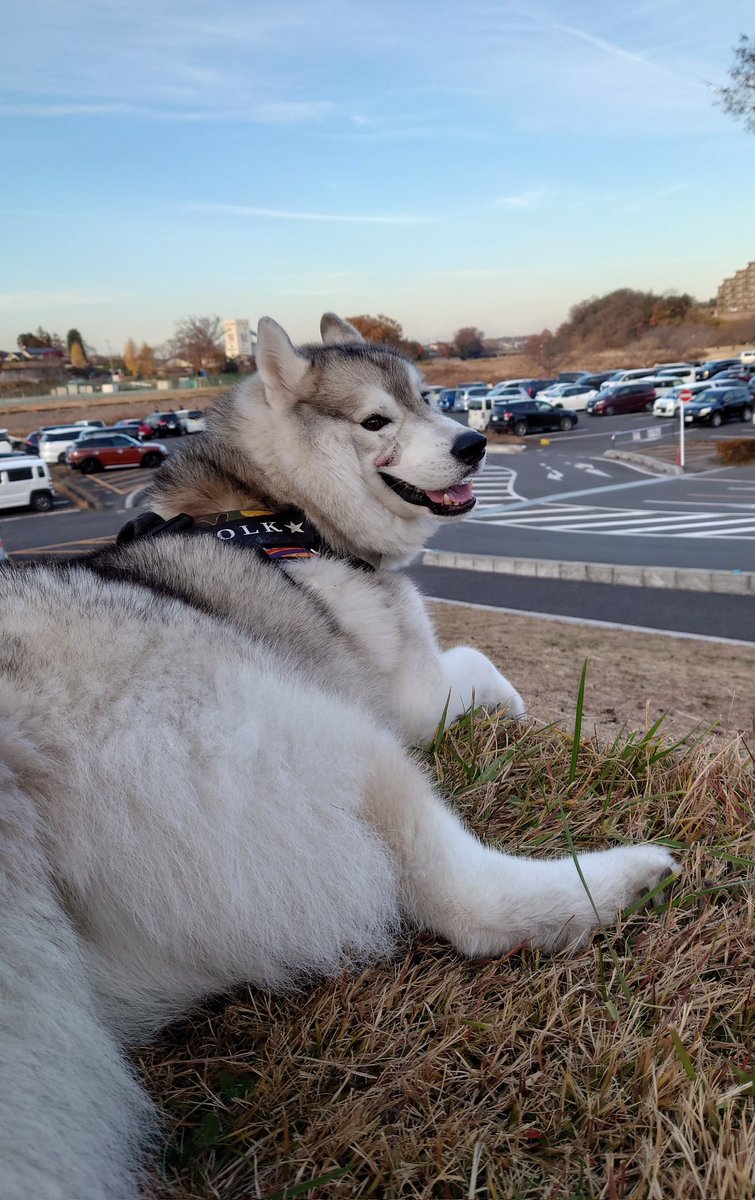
[683,386,754,427]
[144,411,182,437]
[489,398,578,437]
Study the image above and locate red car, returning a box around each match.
[67,432,167,473]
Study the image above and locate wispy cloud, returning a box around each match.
[496,188,548,210]
[0,289,127,311]
[0,100,334,123]
[543,20,706,90]
[188,204,431,225]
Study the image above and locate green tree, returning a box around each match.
[718,35,755,132]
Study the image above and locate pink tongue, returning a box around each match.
[424,482,474,504]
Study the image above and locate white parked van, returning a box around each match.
[740,349,755,365]
[175,408,206,434]
[38,426,90,464]
[0,456,55,512]
[467,394,499,431]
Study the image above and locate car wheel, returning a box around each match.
[605,406,615,416]
[79,457,100,474]
[141,451,162,468]
[710,412,723,427]
[57,452,67,464]
[559,416,573,431]
[645,401,654,411]
[742,406,753,422]
[30,491,53,512]
[513,420,528,437]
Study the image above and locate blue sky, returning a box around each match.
[2,0,754,353]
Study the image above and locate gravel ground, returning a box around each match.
[431,600,755,743]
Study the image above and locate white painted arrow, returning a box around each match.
[539,462,564,481]
[573,461,611,477]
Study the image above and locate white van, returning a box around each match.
[175,408,206,434]
[0,429,13,455]
[740,349,755,365]
[467,393,499,431]
[38,426,90,464]
[0,456,55,512]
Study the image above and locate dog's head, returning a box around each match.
[231,314,486,562]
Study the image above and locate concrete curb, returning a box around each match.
[125,485,151,510]
[604,449,683,475]
[421,549,755,596]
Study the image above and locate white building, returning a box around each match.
[223,318,254,359]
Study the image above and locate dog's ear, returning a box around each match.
[320,313,365,346]
[256,317,309,408]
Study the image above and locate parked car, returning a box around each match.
[599,368,657,388]
[175,409,206,434]
[682,387,753,427]
[437,388,459,412]
[488,378,555,401]
[697,358,743,380]
[655,366,698,386]
[0,456,55,512]
[113,418,152,439]
[489,398,578,436]
[0,429,13,456]
[143,411,182,437]
[67,433,168,473]
[586,382,656,416]
[653,382,712,417]
[578,370,624,390]
[537,382,597,412]
[455,384,491,412]
[38,426,102,464]
[556,370,590,382]
[739,349,755,365]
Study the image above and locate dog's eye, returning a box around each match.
[420,392,431,406]
[361,414,391,431]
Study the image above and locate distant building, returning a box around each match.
[223,318,255,359]
[716,261,755,314]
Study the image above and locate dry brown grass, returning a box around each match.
[136,713,754,1200]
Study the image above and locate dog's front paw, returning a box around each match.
[441,646,525,723]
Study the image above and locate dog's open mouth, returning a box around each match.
[379,473,477,517]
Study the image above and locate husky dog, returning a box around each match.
[0,314,677,1199]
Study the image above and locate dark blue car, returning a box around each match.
[683,386,753,427]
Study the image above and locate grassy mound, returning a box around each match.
[137,710,754,1199]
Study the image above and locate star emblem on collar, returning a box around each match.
[285,521,305,533]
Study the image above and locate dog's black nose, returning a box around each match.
[451,429,487,465]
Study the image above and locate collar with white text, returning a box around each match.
[116,506,376,572]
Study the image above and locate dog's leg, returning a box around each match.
[382,580,524,743]
[0,766,154,1200]
[363,738,678,956]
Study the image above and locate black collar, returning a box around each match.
[116,506,376,573]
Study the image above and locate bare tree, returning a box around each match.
[718,35,755,132]
[166,316,223,372]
